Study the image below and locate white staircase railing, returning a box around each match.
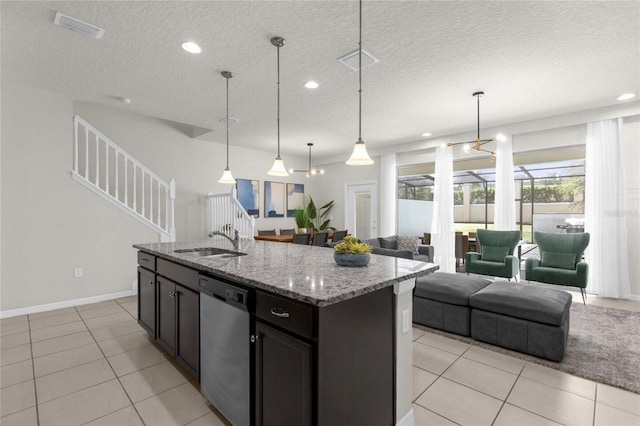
[207,188,255,240]
[72,115,176,242]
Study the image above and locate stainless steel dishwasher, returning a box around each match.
[199,274,251,426]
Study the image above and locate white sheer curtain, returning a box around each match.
[431,145,455,272]
[585,118,630,298]
[494,135,517,231]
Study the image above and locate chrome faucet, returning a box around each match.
[208,229,241,251]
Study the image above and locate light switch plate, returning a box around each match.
[74,268,83,278]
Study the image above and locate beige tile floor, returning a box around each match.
[1,294,639,426]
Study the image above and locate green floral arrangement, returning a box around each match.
[333,237,372,254]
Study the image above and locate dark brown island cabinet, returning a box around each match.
[136,250,397,426]
[137,252,199,378]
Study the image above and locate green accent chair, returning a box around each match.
[525,231,590,304]
[465,229,521,281]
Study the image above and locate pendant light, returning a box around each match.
[218,71,236,184]
[289,143,325,177]
[346,0,374,166]
[267,36,289,176]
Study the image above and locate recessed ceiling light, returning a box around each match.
[304,81,319,89]
[421,132,432,137]
[181,41,201,54]
[617,93,636,101]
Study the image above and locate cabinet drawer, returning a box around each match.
[256,291,314,340]
[157,258,199,292]
[138,251,156,270]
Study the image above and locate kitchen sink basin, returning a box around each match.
[174,248,247,259]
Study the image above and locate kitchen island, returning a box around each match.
[134,238,438,426]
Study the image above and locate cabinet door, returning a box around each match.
[176,284,199,377]
[137,267,156,338]
[255,322,312,426]
[157,278,176,356]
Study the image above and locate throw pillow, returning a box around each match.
[379,236,398,249]
[360,238,381,248]
[540,251,576,270]
[397,235,419,255]
[481,246,509,262]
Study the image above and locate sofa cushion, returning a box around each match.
[540,251,576,270]
[360,238,381,248]
[415,272,492,305]
[372,247,412,259]
[482,246,508,262]
[379,236,398,249]
[397,235,419,254]
[469,281,572,326]
[413,254,430,263]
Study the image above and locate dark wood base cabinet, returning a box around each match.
[255,286,394,426]
[137,252,200,379]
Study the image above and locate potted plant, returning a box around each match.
[305,197,336,232]
[294,209,311,234]
[333,236,372,267]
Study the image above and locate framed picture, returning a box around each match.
[286,183,305,217]
[264,181,285,218]
[236,179,260,217]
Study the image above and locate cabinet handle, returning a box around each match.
[148,280,154,285]
[270,308,290,318]
[169,291,175,298]
[250,335,259,343]
[174,291,181,297]
[141,258,149,262]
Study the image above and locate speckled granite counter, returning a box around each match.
[134,239,438,307]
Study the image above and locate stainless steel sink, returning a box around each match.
[174,248,247,259]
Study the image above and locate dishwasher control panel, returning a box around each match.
[199,274,250,311]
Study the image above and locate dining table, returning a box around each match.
[254,234,294,243]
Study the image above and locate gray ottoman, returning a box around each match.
[413,272,492,336]
[469,282,572,361]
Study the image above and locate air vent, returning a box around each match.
[54,12,105,40]
[338,49,379,71]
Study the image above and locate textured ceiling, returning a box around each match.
[2,1,639,160]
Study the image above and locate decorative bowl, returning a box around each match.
[334,252,370,267]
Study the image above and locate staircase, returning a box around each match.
[72,115,176,242]
[207,189,255,240]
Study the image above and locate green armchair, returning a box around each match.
[525,231,590,303]
[465,229,521,281]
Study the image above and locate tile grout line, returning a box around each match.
[489,358,526,426]
[592,384,598,426]
[72,304,148,426]
[27,314,41,426]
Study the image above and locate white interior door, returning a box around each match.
[345,182,377,240]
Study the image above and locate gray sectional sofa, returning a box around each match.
[413,272,572,361]
[359,235,434,263]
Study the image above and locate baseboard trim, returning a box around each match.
[396,408,414,426]
[0,290,135,319]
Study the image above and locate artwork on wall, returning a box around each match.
[264,181,285,218]
[236,179,260,217]
[286,183,305,217]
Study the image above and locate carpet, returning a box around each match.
[415,303,640,394]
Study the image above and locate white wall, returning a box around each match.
[1,84,157,311]
[307,157,381,233]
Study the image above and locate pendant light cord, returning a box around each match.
[358,0,363,143]
[277,44,281,157]
[226,75,230,168]
[476,93,480,142]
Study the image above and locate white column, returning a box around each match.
[380,154,397,236]
[394,278,416,426]
[494,135,516,230]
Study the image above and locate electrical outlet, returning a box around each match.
[74,268,83,278]
[401,309,410,334]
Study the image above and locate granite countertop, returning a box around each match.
[134,239,439,307]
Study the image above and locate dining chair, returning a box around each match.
[258,229,276,236]
[279,229,296,235]
[331,230,348,243]
[292,233,311,245]
[312,232,329,246]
